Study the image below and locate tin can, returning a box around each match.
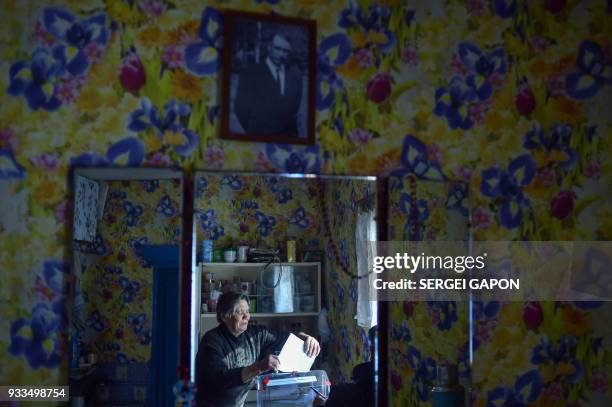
[201,240,213,263]
[286,240,296,263]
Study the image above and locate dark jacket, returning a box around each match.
[234,61,303,136]
[195,324,286,407]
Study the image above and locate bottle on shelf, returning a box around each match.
[286,238,296,263]
[208,283,221,312]
[201,240,213,263]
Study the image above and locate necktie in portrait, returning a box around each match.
[276,66,284,95]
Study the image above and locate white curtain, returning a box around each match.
[73,175,99,241]
[355,211,378,328]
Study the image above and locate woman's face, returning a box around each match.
[222,299,250,336]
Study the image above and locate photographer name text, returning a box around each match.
[371,253,519,291]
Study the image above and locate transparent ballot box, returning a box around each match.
[256,370,330,406]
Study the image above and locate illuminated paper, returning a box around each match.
[278,333,315,372]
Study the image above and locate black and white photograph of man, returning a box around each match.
[221,11,315,145]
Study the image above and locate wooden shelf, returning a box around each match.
[201,312,319,318]
[218,293,316,297]
[199,262,321,267]
[197,262,321,339]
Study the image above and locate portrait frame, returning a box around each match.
[220,9,317,145]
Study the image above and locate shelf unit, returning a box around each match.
[201,312,319,317]
[195,262,322,337]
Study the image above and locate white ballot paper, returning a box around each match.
[277,333,316,372]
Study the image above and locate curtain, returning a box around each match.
[355,211,377,328]
[73,175,99,241]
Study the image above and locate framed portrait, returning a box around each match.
[220,10,316,145]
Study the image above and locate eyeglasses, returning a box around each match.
[234,308,250,317]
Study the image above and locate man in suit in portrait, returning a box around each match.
[233,33,304,137]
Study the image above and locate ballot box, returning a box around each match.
[256,370,330,406]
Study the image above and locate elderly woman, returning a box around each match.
[195,291,320,407]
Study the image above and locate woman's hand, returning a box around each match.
[242,354,280,383]
[300,334,320,358]
[258,354,281,372]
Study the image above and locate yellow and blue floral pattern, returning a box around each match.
[74,179,181,364]
[193,173,322,250]
[193,173,374,383]
[320,177,377,382]
[388,178,470,406]
[1,1,610,405]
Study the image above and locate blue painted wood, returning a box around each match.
[140,245,179,407]
[137,244,180,268]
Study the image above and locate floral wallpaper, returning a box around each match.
[73,179,181,365]
[387,177,470,406]
[193,172,375,383]
[387,176,470,242]
[0,0,610,405]
[193,173,322,252]
[320,177,377,383]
